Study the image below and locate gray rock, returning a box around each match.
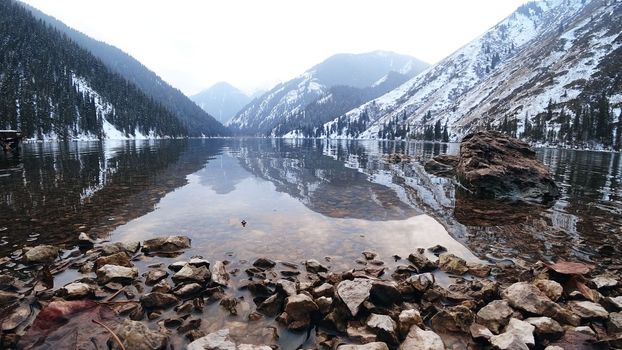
[399,326,444,350]
[338,343,389,350]
[370,280,401,306]
[173,283,202,298]
[490,332,529,350]
[256,294,283,317]
[188,257,210,268]
[61,282,94,298]
[544,347,564,350]
[534,279,563,302]
[406,273,434,292]
[502,282,580,326]
[367,314,397,344]
[95,252,132,270]
[525,317,564,339]
[113,319,168,350]
[78,232,95,246]
[398,309,423,338]
[470,323,493,340]
[591,275,618,289]
[96,264,138,284]
[284,294,318,328]
[168,261,187,272]
[187,329,272,350]
[608,312,622,333]
[101,241,140,255]
[172,264,211,284]
[140,292,178,309]
[438,254,468,275]
[24,245,59,263]
[211,261,230,286]
[142,236,190,253]
[305,259,328,273]
[467,263,491,277]
[505,318,535,347]
[477,300,514,334]
[144,269,168,285]
[568,300,609,319]
[362,251,377,260]
[407,252,437,272]
[276,279,297,297]
[337,278,374,317]
[430,305,474,333]
[313,283,334,298]
[608,296,622,310]
[347,323,377,343]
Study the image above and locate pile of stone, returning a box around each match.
[1,237,621,349]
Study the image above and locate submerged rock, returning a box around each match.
[172,264,211,284]
[284,294,318,330]
[455,131,560,203]
[253,257,276,269]
[211,261,229,286]
[101,241,140,256]
[305,259,328,273]
[140,292,178,309]
[142,236,191,253]
[112,319,168,350]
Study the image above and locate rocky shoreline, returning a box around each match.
[1,235,621,349]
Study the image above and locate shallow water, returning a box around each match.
[1,139,621,267]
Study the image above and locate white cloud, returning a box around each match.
[21,0,528,95]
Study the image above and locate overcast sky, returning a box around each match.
[22,0,528,96]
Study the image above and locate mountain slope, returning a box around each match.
[20,2,229,137]
[320,0,621,148]
[0,0,186,139]
[191,82,250,124]
[228,51,429,135]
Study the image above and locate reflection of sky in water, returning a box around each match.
[111,152,479,266]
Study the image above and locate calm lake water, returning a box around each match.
[1,139,621,347]
[1,139,621,269]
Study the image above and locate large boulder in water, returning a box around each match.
[455,131,559,203]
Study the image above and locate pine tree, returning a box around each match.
[434,120,442,140]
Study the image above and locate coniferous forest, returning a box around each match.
[0,1,198,139]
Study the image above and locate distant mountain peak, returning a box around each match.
[191,82,251,124]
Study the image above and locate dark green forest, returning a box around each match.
[0,0,198,139]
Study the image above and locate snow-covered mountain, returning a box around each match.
[317,0,621,146]
[191,82,251,124]
[227,51,429,135]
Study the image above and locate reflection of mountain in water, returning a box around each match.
[196,153,250,195]
[235,139,418,221]
[319,141,622,268]
[0,140,224,253]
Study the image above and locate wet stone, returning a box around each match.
[284,294,318,329]
[256,294,284,317]
[467,263,491,278]
[220,297,239,315]
[430,304,474,333]
[338,342,389,350]
[276,279,297,297]
[253,257,276,269]
[142,235,191,253]
[101,241,140,256]
[61,282,94,299]
[168,261,187,272]
[113,319,168,350]
[178,318,201,334]
[313,283,334,298]
[172,264,211,284]
[188,257,210,268]
[406,273,435,293]
[94,252,131,270]
[438,253,469,275]
[151,280,173,293]
[24,245,59,263]
[316,296,333,314]
[362,251,377,260]
[140,292,178,309]
[173,283,202,298]
[144,269,168,285]
[210,260,229,286]
[305,259,328,273]
[427,245,447,255]
[407,251,437,272]
[96,264,138,285]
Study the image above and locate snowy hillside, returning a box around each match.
[227,51,429,135]
[316,0,620,146]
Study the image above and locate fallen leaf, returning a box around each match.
[18,300,119,349]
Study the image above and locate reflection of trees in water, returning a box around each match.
[235,139,418,220]
[0,140,224,254]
